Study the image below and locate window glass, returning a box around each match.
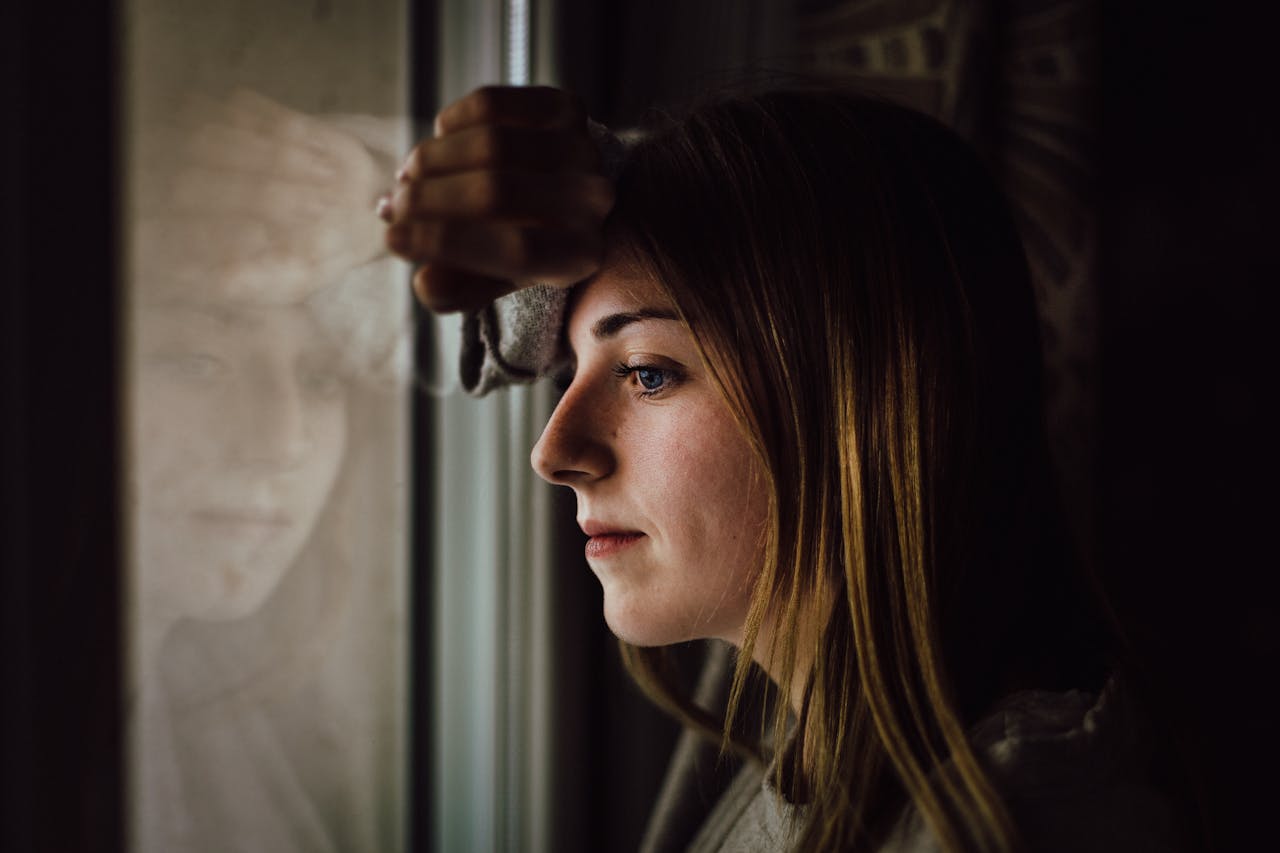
[122,2,410,850]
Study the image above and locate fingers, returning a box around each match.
[387,218,604,293]
[397,124,597,182]
[434,85,586,136]
[389,169,614,223]
[412,266,521,313]
[385,85,610,313]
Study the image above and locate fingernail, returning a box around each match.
[376,196,393,222]
[395,166,409,183]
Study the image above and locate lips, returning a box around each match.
[580,519,645,560]
[584,532,644,559]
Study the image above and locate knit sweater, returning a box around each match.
[671,672,1179,852]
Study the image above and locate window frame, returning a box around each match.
[2,1,125,851]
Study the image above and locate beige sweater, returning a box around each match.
[642,651,1179,852]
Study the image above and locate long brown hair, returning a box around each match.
[608,90,1111,851]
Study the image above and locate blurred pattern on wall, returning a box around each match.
[787,0,1099,554]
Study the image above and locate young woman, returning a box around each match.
[384,86,1178,852]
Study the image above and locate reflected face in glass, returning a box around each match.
[531,267,769,647]
[132,302,348,624]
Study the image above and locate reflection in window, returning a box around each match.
[123,1,410,850]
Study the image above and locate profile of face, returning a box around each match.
[532,266,769,648]
[132,301,348,625]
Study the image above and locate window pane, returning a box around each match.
[121,2,411,850]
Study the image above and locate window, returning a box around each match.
[4,3,673,851]
[121,1,413,849]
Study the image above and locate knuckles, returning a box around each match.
[502,228,535,270]
[472,126,507,169]
[393,84,607,305]
[451,85,586,130]
[410,171,610,220]
[466,86,505,123]
[466,171,506,215]
[386,220,443,261]
[506,224,603,277]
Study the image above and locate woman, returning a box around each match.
[385,86,1178,851]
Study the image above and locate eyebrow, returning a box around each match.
[590,307,681,340]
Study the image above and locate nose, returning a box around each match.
[231,369,313,469]
[531,380,615,486]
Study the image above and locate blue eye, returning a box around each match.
[612,362,681,398]
[635,367,666,391]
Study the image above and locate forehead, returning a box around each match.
[566,264,676,339]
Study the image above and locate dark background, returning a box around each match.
[3,0,124,851]
[1094,5,1275,849]
[3,1,1273,851]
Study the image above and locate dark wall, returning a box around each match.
[1098,2,1275,849]
[2,2,124,852]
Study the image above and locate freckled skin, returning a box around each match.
[531,268,769,647]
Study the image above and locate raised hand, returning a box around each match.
[382,86,615,312]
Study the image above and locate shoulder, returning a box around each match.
[682,675,1185,853]
[886,675,1184,852]
[686,758,806,853]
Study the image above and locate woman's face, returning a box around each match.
[131,302,348,624]
[531,265,769,647]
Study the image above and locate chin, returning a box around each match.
[601,594,696,648]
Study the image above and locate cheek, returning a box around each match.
[632,405,768,569]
